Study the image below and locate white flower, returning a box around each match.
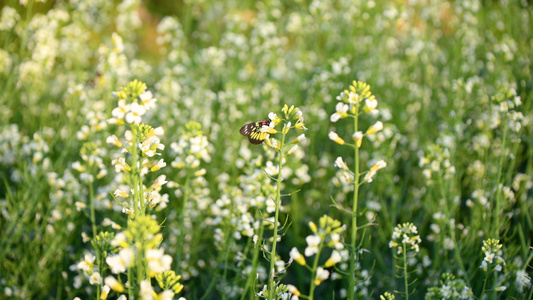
[325,250,342,267]
[146,249,173,276]
[125,102,146,124]
[140,280,154,300]
[77,253,95,273]
[139,90,157,110]
[140,136,164,157]
[104,276,125,292]
[366,121,383,135]
[328,131,345,145]
[106,248,134,274]
[334,157,349,170]
[315,267,330,285]
[89,272,102,285]
[111,99,129,119]
[290,247,306,265]
[287,145,298,155]
[330,102,349,122]
[304,235,321,256]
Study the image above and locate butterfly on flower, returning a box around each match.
[240,119,271,144]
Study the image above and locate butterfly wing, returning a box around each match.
[240,120,270,144]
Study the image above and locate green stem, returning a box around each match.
[128,267,133,299]
[131,125,139,217]
[348,115,360,300]
[437,175,466,277]
[268,131,286,300]
[176,172,191,273]
[480,272,489,299]
[241,214,265,300]
[89,179,97,238]
[403,244,409,300]
[493,116,508,237]
[308,241,324,300]
[88,170,100,299]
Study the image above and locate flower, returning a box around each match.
[389,223,421,254]
[106,248,134,274]
[292,134,306,144]
[139,90,157,110]
[305,235,321,256]
[330,102,349,122]
[140,280,154,300]
[287,145,298,155]
[269,112,281,124]
[151,174,168,189]
[290,247,306,265]
[125,102,146,124]
[151,159,167,172]
[261,124,278,134]
[77,253,96,273]
[334,157,349,170]
[100,285,110,300]
[329,131,345,145]
[287,284,301,296]
[366,121,383,135]
[106,135,123,147]
[140,136,165,157]
[114,188,129,198]
[146,249,173,277]
[104,276,125,292]
[352,131,363,147]
[314,267,330,286]
[324,250,342,267]
[89,272,102,285]
[114,157,131,172]
[363,160,387,183]
[111,99,129,120]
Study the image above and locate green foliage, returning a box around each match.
[0,0,532,299]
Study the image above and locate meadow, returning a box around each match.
[0,0,532,299]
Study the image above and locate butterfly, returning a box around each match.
[240,119,271,144]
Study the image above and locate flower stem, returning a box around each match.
[493,115,509,237]
[241,213,265,300]
[403,243,409,300]
[176,172,191,273]
[268,131,286,299]
[308,241,324,300]
[348,115,360,300]
[437,175,466,277]
[131,125,139,217]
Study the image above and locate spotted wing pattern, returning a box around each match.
[240,120,270,144]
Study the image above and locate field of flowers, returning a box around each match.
[0,0,532,299]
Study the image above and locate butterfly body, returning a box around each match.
[240,119,271,144]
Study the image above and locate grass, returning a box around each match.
[0,0,532,299]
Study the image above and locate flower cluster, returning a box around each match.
[289,215,345,290]
[389,222,422,255]
[264,104,307,154]
[380,292,395,300]
[419,144,456,182]
[425,273,473,300]
[109,80,157,125]
[329,81,382,145]
[479,238,505,273]
[256,283,299,300]
[169,121,212,175]
[490,88,526,133]
[103,216,182,299]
